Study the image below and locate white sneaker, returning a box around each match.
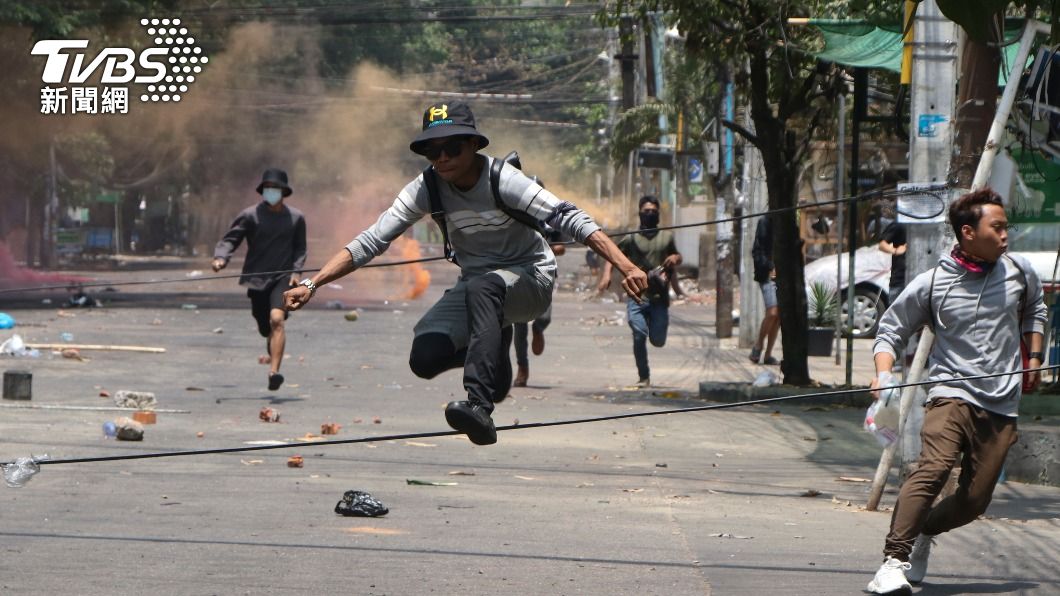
[867,556,912,595]
[907,534,936,584]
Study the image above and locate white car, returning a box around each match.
[804,245,893,338]
[804,226,1059,338]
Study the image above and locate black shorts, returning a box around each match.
[248,280,290,337]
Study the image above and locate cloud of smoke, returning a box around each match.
[3,20,617,302]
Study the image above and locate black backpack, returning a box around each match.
[422,151,547,264]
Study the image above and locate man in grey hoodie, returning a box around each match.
[866,188,1046,595]
[283,102,647,446]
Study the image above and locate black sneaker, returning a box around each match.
[445,400,497,445]
[268,373,284,391]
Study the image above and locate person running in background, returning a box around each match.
[512,176,566,388]
[213,168,306,391]
[597,195,682,387]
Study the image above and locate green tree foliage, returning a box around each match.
[1,0,612,253]
[604,0,879,385]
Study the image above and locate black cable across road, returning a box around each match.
[3,363,1054,469]
[0,186,946,295]
[0,256,447,295]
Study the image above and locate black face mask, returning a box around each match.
[639,211,660,230]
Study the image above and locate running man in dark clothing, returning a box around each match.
[512,176,566,388]
[596,195,682,387]
[213,168,307,391]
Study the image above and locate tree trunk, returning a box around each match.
[951,14,1002,187]
[746,43,811,386]
[763,149,811,385]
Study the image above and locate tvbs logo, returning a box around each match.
[32,40,168,84]
[31,18,206,114]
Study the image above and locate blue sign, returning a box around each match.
[689,158,703,183]
[917,114,947,137]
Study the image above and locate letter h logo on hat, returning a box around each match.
[427,104,453,128]
[428,104,448,122]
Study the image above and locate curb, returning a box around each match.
[698,381,874,408]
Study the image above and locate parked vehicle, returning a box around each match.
[804,246,892,338]
[803,228,1059,338]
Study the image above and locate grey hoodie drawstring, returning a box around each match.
[936,269,967,330]
[936,265,992,330]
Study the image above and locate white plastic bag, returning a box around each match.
[0,334,39,358]
[752,370,779,387]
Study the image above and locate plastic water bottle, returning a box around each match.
[864,372,902,447]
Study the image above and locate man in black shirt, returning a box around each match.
[213,168,307,391]
[879,221,907,300]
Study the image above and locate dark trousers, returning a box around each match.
[513,305,552,367]
[884,397,1018,560]
[407,273,513,412]
[247,280,289,338]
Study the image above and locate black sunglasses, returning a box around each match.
[418,136,470,160]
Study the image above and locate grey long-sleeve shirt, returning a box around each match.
[344,156,601,278]
[214,202,307,291]
[873,252,1047,417]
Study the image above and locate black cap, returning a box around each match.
[639,195,660,209]
[410,102,490,154]
[256,168,292,197]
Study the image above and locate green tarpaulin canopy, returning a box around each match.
[811,19,1030,85]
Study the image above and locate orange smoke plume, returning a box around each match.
[391,237,431,300]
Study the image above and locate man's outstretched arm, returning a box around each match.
[585,230,647,302]
[284,248,356,311]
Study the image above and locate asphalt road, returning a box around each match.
[1,256,1058,595]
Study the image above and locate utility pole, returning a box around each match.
[648,14,673,225]
[637,22,652,197]
[861,1,960,508]
[900,0,959,476]
[617,17,636,111]
[615,16,637,220]
[845,68,867,385]
[44,138,59,269]
[605,25,621,204]
[739,104,766,349]
[834,93,846,365]
[715,71,736,338]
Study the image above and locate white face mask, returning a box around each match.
[262,187,283,205]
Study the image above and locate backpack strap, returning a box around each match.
[1003,253,1029,330]
[422,166,456,264]
[927,266,938,331]
[489,152,547,236]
